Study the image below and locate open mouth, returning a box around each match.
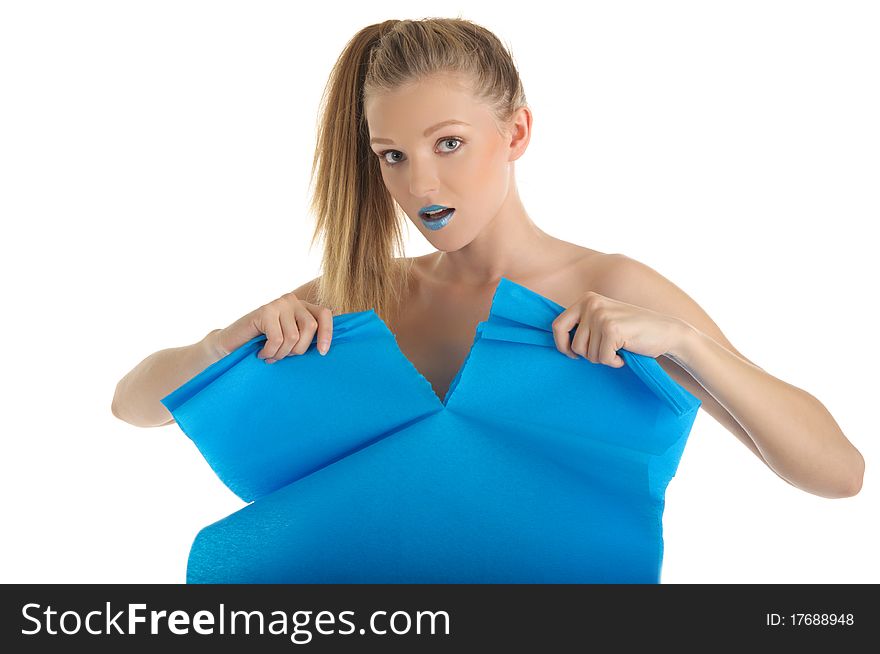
[421,207,455,221]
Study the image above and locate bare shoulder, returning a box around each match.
[587,251,713,331]
[587,251,695,309]
[588,251,755,365]
[551,243,610,300]
[571,245,610,279]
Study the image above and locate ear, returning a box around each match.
[507,106,532,162]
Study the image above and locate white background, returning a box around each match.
[2,0,877,584]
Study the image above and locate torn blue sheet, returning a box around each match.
[161,277,701,583]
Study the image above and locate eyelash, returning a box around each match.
[377,137,464,167]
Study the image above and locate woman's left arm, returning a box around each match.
[554,254,865,499]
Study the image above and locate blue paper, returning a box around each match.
[162,277,701,583]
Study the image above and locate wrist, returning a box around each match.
[202,328,229,361]
[666,320,702,371]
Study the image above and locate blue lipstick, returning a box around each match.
[419,204,455,231]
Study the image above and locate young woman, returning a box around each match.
[113,17,863,504]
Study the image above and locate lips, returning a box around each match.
[418,204,456,231]
[421,207,455,221]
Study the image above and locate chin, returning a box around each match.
[425,234,469,253]
[416,215,482,252]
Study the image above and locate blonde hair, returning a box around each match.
[307,17,528,323]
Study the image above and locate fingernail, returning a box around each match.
[318,341,329,356]
[265,358,276,364]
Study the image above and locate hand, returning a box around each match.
[551,291,688,367]
[211,292,334,363]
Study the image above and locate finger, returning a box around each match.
[291,310,318,355]
[274,308,302,359]
[587,323,602,363]
[570,320,591,360]
[259,312,284,361]
[597,329,625,368]
[314,307,334,355]
[551,310,580,359]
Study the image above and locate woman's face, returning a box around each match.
[365,74,516,251]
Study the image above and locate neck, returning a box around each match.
[428,175,555,288]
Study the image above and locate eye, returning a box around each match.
[377,137,464,167]
[438,138,462,153]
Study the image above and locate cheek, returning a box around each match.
[379,168,405,199]
[462,146,498,181]
[470,141,508,184]
[462,146,509,206]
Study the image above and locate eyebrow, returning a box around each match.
[370,119,471,145]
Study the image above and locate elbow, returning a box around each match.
[827,449,865,499]
[111,384,173,428]
[111,384,125,422]
[842,450,865,498]
[111,395,131,424]
[111,398,124,421]
[786,450,864,499]
[111,381,136,425]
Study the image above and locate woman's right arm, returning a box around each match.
[112,277,330,428]
[110,329,227,428]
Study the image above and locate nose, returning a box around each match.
[407,156,439,198]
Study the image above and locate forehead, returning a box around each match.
[365,75,492,137]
